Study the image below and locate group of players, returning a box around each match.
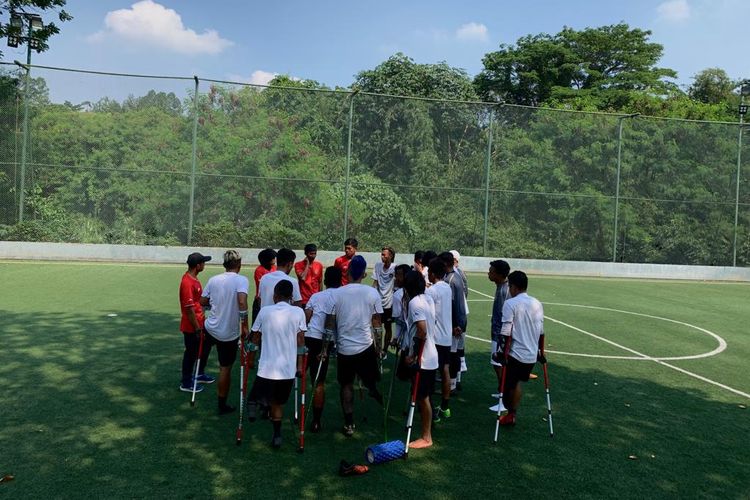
[178,238,545,450]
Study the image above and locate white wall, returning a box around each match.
[2,241,749,281]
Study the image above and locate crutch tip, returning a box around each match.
[190,402,195,407]
[235,439,242,446]
[297,447,304,454]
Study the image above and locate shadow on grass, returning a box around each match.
[1,309,749,499]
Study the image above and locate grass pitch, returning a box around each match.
[1,261,749,499]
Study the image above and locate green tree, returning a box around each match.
[688,68,738,105]
[475,23,678,111]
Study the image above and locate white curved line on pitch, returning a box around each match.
[467,287,749,400]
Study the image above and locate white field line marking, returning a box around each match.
[467,287,749,400]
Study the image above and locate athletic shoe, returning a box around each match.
[342,424,355,437]
[339,460,369,477]
[271,436,282,449]
[456,382,463,392]
[218,404,236,415]
[195,373,216,384]
[491,393,501,398]
[499,413,516,426]
[311,421,322,433]
[179,383,203,393]
[460,357,468,372]
[432,406,443,423]
[441,408,451,419]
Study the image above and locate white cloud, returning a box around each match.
[657,0,691,22]
[227,71,302,87]
[455,22,489,42]
[88,0,233,55]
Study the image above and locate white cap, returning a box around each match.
[450,250,460,261]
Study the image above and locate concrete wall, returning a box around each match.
[1,241,749,281]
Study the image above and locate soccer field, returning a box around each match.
[1,261,749,499]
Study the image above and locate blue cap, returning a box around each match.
[348,255,367,281]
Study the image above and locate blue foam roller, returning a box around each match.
[365,440,405,464]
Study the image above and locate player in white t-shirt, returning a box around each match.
[258,248,303,309]
[403,269,438,449]
[303,266,342,433]
[371,246,396,351]
[390,264,411,352]
[248,280,307,448]
[426,258,453,422]
[496,271,545,426]
[326,255,384,437]
[200,250,250,415]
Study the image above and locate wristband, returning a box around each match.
[246,341,259,352]
[324,329,335,342]
[297,346,309,355]
[239,310,248,320]
[372,326,384,336]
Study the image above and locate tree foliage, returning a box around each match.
[0,1,71,57]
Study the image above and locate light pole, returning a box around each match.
[732,82,749,267]
[7,10,44,223]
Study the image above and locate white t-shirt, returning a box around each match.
[305,288,337,340]
[259,270,302,309]
[371,262,396,309]
[426,281,452,347]
[251,302,307,380]
[202,272,249,341]
[407,294,438,370]
[331,283,383,355]
[500,292,545,364]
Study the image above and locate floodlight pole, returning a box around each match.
[17,20,34,223]
[482,108,495,256]
[342,90,357,242]
[732,89,747,267]
[187,76,199,245]
[612,113,639,262]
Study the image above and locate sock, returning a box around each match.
[344,412,354,426]
[272,419,282,438]
[441,398,450,410]
[313,407,323,424]
[450,378,457,390]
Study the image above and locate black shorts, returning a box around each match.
[253,376,294,406]
[337,344,379,389]
[416,369,436,399]
[502,356,536,391]
[305,337,332,384]
[436,345,451,369]
[207,334,238,367]
[381,308,393,325]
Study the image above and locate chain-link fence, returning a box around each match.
[1,63,748,266]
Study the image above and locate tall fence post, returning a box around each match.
[732,102,745,267]
[612,113,639,262]
[482,108,495,256]
[342,90,357,242]
[187,76,199,245]
[18,51,33,222]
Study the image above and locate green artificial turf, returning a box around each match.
[1,262,749,499]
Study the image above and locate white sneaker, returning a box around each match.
[489,401,507,413]
[491,393,501,398]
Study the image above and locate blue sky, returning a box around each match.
[2,0,749,103]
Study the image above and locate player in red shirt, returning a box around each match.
[252,248,277,322]
[294,243,323,305]
[334,238,358,286]
[179,252,214,391]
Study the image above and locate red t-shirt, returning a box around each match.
[334,254,352,286]
[179,272,205,333]
[294,259,323,304]
[254,265,276,298]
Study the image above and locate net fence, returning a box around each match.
[1,63,748,266]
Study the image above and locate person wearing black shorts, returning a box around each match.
[497,271,545,426]
[327,255,384,437]
[249,280,307,448]
[303,266,342,432]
